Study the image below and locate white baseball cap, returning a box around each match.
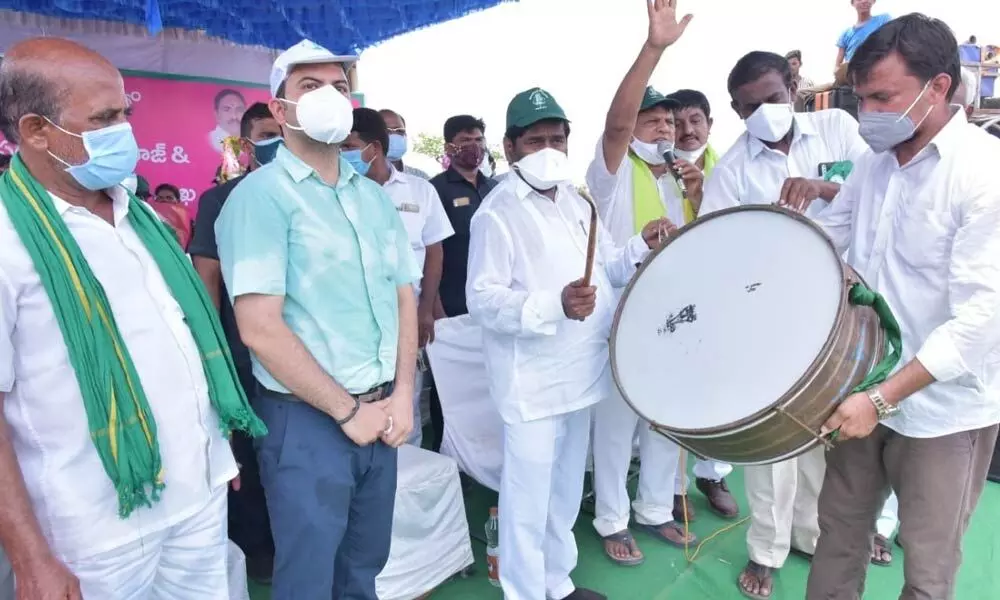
[270,39,358,96]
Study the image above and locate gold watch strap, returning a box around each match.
[867,388,893,420]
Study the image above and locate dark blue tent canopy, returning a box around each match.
[0,0,514,54]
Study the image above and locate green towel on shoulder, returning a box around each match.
[0,154,266,518]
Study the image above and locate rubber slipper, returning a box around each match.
[637,521,697,549]
[871,534,893,567]
[601,530,644,566]
[738,561,774,600]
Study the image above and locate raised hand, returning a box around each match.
[647,0,694,50]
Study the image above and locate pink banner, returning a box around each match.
[0,72,365,222]
[126,74,271,221]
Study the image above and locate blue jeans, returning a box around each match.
[254,389,397,600]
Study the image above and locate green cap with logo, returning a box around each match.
[640,86,680,112]
[506,87,569,130]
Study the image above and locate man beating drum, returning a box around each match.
[806,15,1000,600]
[465,87,672,600]
[698,50,869,599]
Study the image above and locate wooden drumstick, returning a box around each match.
[578,187,599,287]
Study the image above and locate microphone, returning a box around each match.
[658,140,687,194]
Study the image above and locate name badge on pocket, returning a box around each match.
[398,202,420,213]
[453,197,470,207]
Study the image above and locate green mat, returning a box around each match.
[249,467,1000,600]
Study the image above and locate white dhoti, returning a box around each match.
[592,389,680,536]
[499,407,591,600]
[66,485,230,599]
[0,544,12,600]
[876,491,899,539]
[407,367,425,447]
[745,446,826,569]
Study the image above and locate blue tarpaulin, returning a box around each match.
[0,0,514,54]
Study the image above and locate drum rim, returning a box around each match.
[610,204,851,435]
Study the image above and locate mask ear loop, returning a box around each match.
[276,99,306,133]
[44,117,84,139]
[43,117,86,169]
[359,143,373,168]
[898,80,934,124]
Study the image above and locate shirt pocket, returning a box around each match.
[893,206,954,272]
[397,210,424,247]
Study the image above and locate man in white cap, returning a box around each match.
[215,40,422,599]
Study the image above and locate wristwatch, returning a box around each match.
[867,388,900,421]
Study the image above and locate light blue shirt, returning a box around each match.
[215,145,421,394]
[837,14,892,62]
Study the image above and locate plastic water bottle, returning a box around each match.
[485,507,500,587]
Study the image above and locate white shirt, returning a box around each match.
[0,187,237,562]
[381,167,454,298]
[586,139,687,246]
[465,176,649,424]
[699,109,869,219]
[816,110,1000,438]
[209,125,229,154]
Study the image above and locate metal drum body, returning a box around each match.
[610,206,884,465]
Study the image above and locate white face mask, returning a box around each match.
[674,144,707,163]
[514,147,571,191]
[744,103,794,143]
[282,85,354,145]
[629,137,668,165]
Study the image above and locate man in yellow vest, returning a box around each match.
[585,0,707,567]
[664,88,722,204]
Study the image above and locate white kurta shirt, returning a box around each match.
[381,166,455,298]
[699,109,869,219]
[586,140,687,246]
[466,176,649,424]
[815,110,1000,438]
[0,187,237,562]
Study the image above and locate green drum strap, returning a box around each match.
[848,282,903,392]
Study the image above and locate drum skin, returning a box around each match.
[610,206,885,465]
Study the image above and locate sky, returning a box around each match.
[355,0,998,179]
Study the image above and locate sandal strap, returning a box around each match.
[656,521,687,533]
[745,561,773,577]
[603,530,636,545]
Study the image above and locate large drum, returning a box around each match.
[611,206,887,465]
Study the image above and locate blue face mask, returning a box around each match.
[342,144,373,177]
[386,134,407,161]
[47,120,140,191]
[252,137,283,166]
